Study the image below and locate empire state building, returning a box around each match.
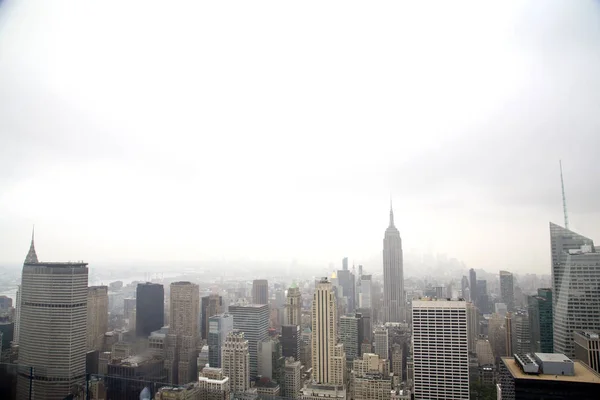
[383,204,405,322]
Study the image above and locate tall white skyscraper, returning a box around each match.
[18,234,89,400]
[383,204,405,322]
[373,326,389,360]
[312,277,345,385]
[412,300,469,400]
[550,222,600,357]
[359,274,372,309]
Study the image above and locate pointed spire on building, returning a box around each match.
[389,197,395,227]
[24,225,39,264]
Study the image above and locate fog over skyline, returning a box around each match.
[1,0,599,274]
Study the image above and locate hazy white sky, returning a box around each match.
[1,0,599,274]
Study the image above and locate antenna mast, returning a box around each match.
[559,160,569,229]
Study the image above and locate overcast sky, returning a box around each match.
[1,0,599,274]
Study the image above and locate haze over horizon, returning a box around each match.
[1,0,599,275]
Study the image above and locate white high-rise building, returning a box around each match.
[14,285,21,344]
[222,330,250,393]
[312,277,345,385]
[412,300,469,400]
[18,233,89,400]
[383,204,405,322]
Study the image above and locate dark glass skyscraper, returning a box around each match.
[528,288,553,353]
[136,283,164,337]
[281,324,300,360]
[500,271,515,312]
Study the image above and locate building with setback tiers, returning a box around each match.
[383,204,405,322]
[286,283,302,326]
[222,330,250,394]
[312,278,346,385]
[18,233,89,400]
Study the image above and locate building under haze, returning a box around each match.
[252,279,269,305]
[285,283,301,326]
[18,234,89,400]
[222,330,250,393]
[528,288,553,353]
[136,282,165,337]
[412,299,469,400]
[87,286,108,352]
[228,303,269,379]
[383,204,405,323]
[312,277,345,385]
[469,269,478,309]
[550,222,600,358]
[201,294,223,341]
[166,281,200,384]
[208,313,234,368]
[500,270,515,312]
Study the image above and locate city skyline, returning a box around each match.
[1,1,600,275]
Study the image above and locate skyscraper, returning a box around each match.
[469,268,477,308]
[228,303,269,379]
[340,314,360,361]
[412,300,469,400]
[382,204,405,323]
[500,271,515,312]
[528,288,553,353]
[281,324,300,360]
[222,330,250,393]
[550,222,600,358]
[285,284,301,326]
[461,275,470,300]
[208,313,234,368]
[252,279,269,305]
[18,234,89,400]
[312,277,342,385]
[358,274,372,310]
[514,311,531,354]
[136,282,165,337]
[374,326,389,360]
[166,281,199,384]
[201,294,223,340]
[87,286,108,352]
[337,259,356,313]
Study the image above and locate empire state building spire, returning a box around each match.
[24,226,38,264]
[389,198,395,227]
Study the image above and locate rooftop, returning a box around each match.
[502,357,600,383]
[535,353,572,363]
[24,261,88,267]
[576,331,600,340]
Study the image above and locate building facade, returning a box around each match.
[500,271,515,312]
[574,331,600,374]
[252,279,269,305]
[281,324,300,360]
[374,326,389,360]
[550,222,600,358]
[312,277,343,385]
[136,282,165,337]
[286,284,302,326]
[208,313,233,368]
[201,294,223,341]
[528,288,553,353]
[228,303,269,379]
[87,286,109,352]
[412,300,469,400]
[166,281,200,384]
[222,330,250,394]
[383,205,405,323]
[18,235,89,400]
